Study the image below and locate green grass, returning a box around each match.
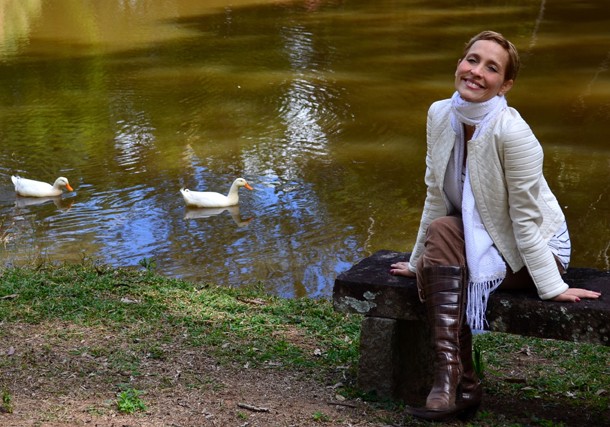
[0,262,359,374]
[474,331,610,412]
[0,261,608,426]
[116,387,147,414]
[1,389,12,414]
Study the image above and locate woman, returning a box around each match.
[390,31,601,421]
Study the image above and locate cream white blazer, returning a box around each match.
[409,99,569,300]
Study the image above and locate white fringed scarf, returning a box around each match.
[450,91,508,330]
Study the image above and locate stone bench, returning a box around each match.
[332,250,610,403]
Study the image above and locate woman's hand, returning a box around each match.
[551,288,602,302]
[390,261,416,278]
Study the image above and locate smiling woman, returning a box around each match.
[390,30,601,422]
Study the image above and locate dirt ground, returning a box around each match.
[0,322,395,427]
[1,322,607,427]
[2,363,603,427]
[1,340,394,426]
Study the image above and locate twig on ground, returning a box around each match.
[237,402,270,413]
[326,400,358,408]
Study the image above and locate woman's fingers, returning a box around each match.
[389,261,416,277]
[390,261,409,269]
[551,288,601,302]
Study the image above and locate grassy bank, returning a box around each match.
[0,261,608,426]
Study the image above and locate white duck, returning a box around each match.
[180,178,253,208]
[11,175,74,197]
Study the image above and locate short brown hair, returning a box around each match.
[462,31,520,81]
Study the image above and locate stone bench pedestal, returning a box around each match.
[333,250,610,402]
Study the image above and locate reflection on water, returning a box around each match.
[13,196,73,210]
[114,112,156,171]
[184,206,253,227]
[0,0,43,58]
[0,0,608,298]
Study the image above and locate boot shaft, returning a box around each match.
[422,265,467,339]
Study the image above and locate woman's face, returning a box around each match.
[454,39,514,103]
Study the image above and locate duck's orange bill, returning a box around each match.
[245,183,253,191]
[66,184,74,192]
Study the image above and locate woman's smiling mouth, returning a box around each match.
[464,78,484,89]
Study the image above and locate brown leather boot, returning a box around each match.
[405,265,467,421]
[455,323,482,419]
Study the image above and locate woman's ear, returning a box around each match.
[498,79,514,96]
[455,58,462,76]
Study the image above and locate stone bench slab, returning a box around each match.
[334,250,610,345]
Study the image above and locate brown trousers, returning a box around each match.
[415,216,561,293]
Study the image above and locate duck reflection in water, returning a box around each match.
[184,205,253,228]
[14,196,74,210]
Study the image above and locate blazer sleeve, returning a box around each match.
[500,116,569,299]
[409,101,450,272]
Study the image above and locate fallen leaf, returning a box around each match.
[237,297,266,305]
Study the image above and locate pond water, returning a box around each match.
[0,0,608,298]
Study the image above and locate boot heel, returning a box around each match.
[457,402,481,421]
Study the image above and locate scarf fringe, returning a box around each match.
[466,276,504,331]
